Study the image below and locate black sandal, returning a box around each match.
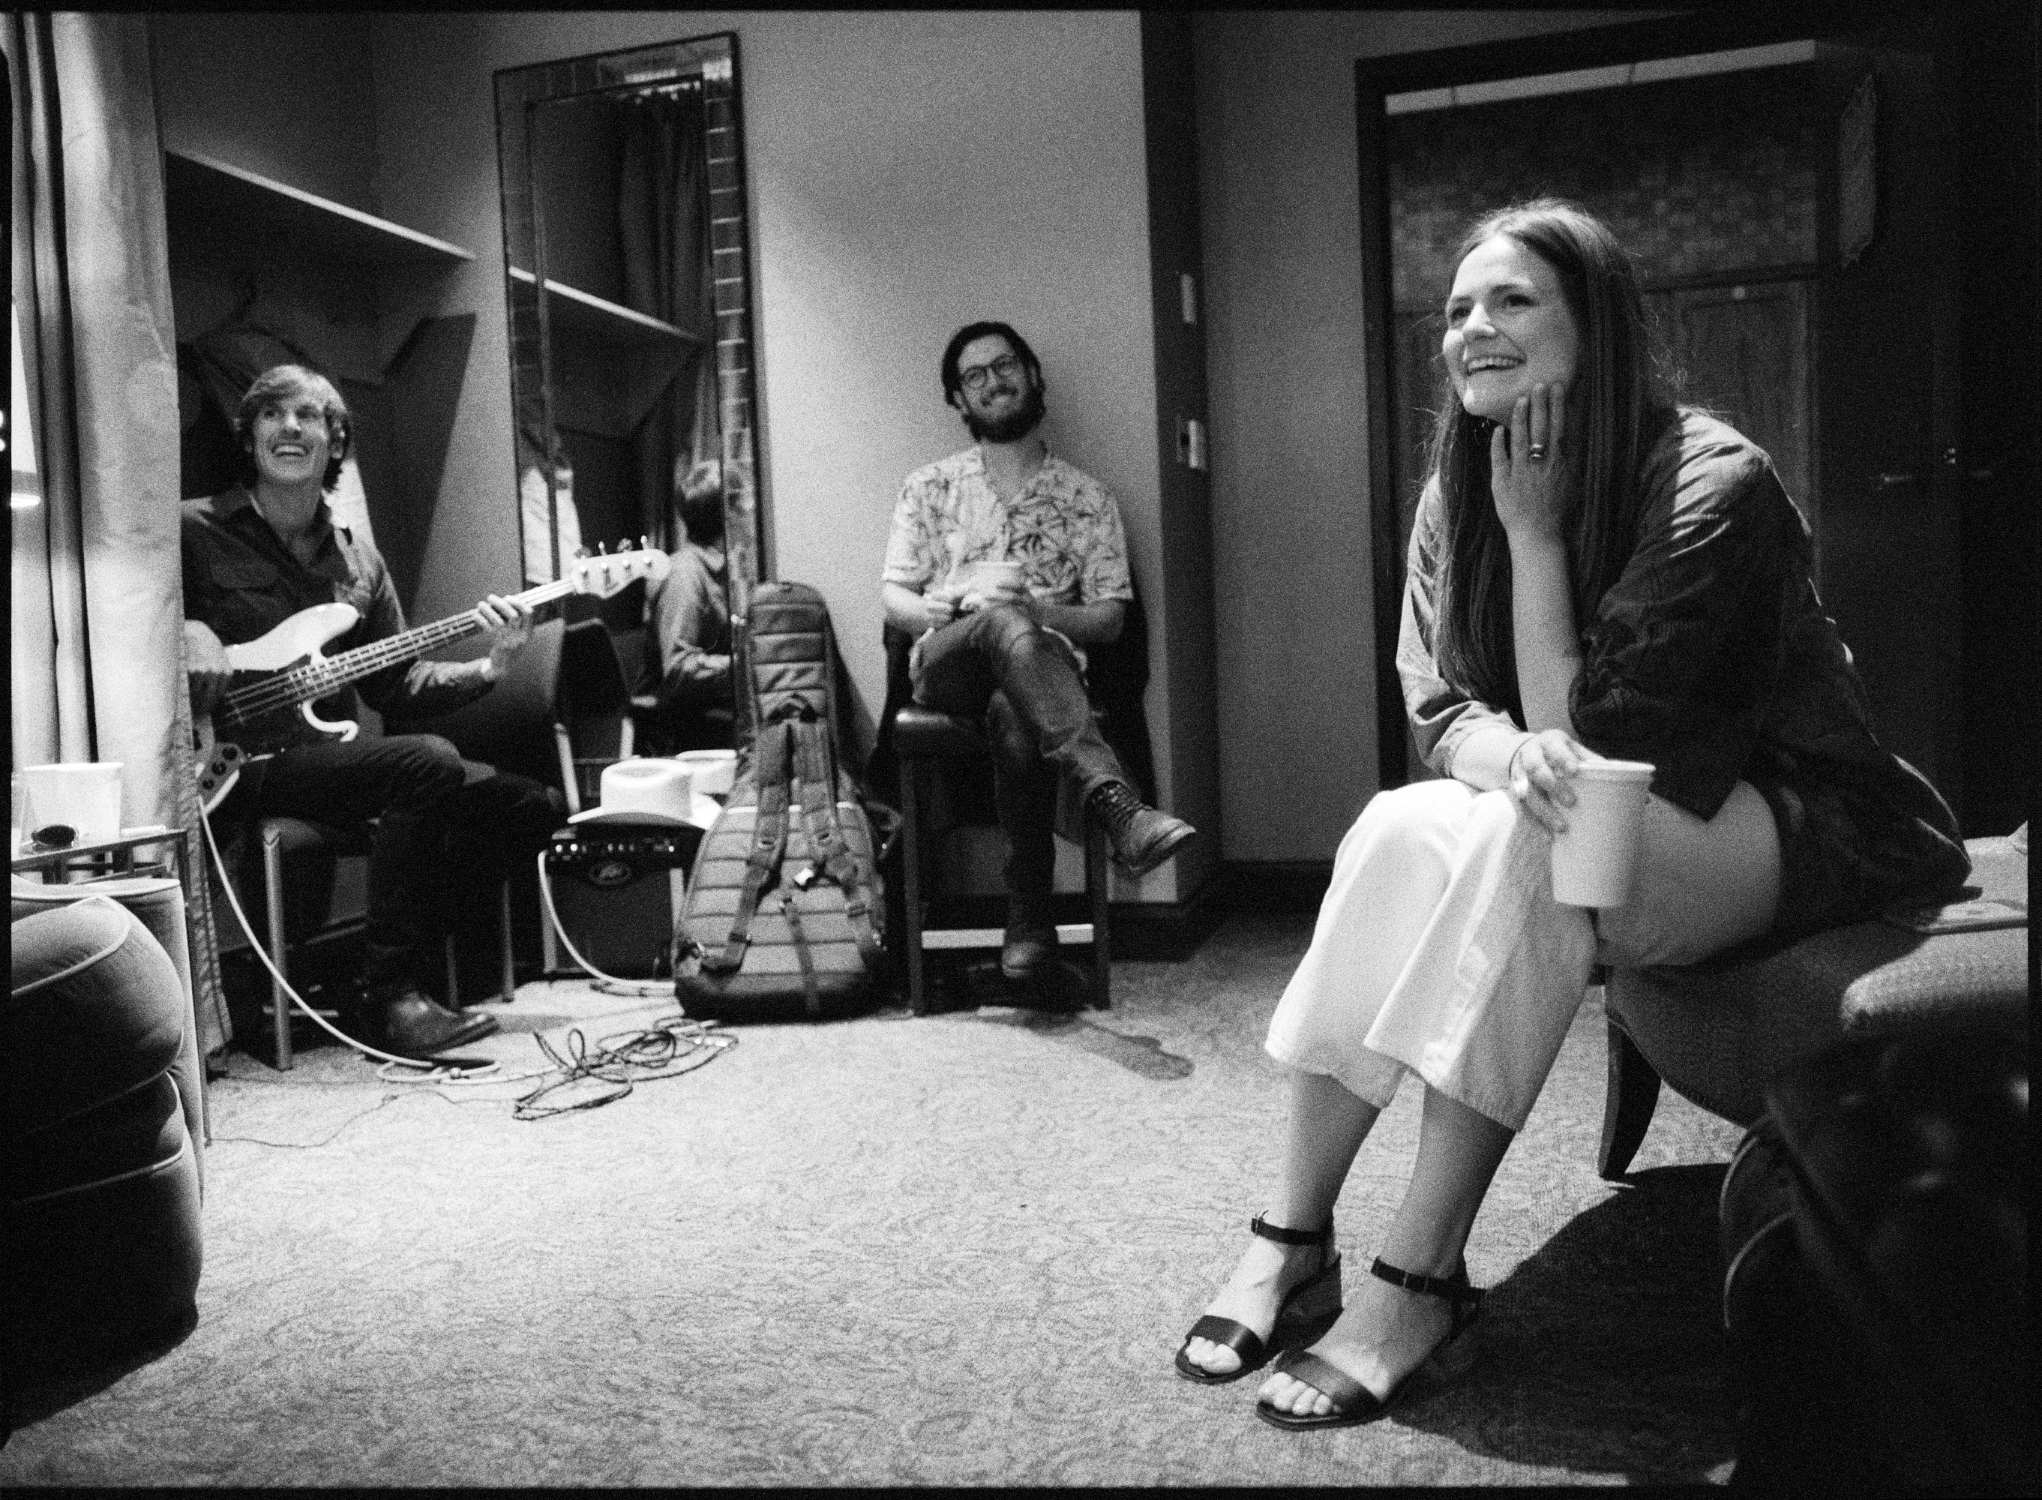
[1254,1256,1484,1430]
[1174,1215,1342,1385]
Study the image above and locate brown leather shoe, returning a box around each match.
[363,983,499,1057]
[1087,781,1197,876]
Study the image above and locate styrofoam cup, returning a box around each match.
[970,559,1026,594]
[1549,757,1654,907]
[22,761,125,847]
[675,748,738,799]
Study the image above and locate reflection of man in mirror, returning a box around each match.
[518,424,582,586]
[634,456,734,752]
[181,364,564,1058]
[881,322,1196,981]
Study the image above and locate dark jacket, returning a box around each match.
[1400,409,1968,940]
[180,486,492,723]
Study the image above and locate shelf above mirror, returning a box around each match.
[162,150,475,269]
[507,267,704,349]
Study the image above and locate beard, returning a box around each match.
[962,380,1047,444]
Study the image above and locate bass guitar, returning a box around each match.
[192,548,669,812]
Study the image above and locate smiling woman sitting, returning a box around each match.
[1172,198,1968,1429]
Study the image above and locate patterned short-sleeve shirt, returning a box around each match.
[882,446,1133,606]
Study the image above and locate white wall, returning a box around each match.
[1192,9,1647,862]
[365,12,1188,882]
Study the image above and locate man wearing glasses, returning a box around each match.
[881,322,1196,983]
[181,364,562,1058]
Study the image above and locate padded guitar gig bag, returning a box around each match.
[672,582,890,1021]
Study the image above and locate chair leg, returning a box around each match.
[901,757,928,1016]
[443,935,460,1009]
[554,723,581,815]
[498,879,516,1002]
[1599,1015,1663,1180]
[262,821,292,1071]
[1085,811,1111,1010]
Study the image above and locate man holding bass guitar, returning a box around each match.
[182,364,563,1058]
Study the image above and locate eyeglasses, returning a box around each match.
[958,355,1024,393]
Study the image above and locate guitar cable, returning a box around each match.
[198,809,727,1096]
[200,809,529,1084]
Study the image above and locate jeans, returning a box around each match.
[245,734,563,988]
[910,604,1126,900]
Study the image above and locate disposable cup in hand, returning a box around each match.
[971,560,1026,596]
[1549,757,1654,907]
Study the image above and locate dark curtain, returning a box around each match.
[616,86,714,550]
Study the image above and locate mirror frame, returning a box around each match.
[493,31,763,621]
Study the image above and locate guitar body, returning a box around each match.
[193,603,362,812]
[186,549,670,814]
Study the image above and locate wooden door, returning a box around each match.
[1653,282,1813,550]
[1807,35,1964,812]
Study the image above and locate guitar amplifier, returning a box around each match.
[542,825,701,978]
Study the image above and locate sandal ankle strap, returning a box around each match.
[1250,1213,1333,1248]
[1369,1256,1483,1306]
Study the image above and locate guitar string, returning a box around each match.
[220,609,494,720]
[215,561,647,721]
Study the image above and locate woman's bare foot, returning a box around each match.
[1255,1265,1455,1417]
[1180,1228,1331,1378]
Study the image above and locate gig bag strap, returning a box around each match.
[791,718,884,977]
[779,889,821,1018]
[702,718,792,975]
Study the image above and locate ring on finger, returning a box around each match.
[1527,442,1548,460]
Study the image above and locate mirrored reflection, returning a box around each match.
[496,34,760,749]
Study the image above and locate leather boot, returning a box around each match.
[361,981,499,1057]
[1001,896,1059,981]
[1086,780,1196,877]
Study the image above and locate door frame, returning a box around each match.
[1354,1,1947,789]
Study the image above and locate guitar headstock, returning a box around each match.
[568,547,672,599]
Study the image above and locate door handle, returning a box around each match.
[1875,472,1916,488]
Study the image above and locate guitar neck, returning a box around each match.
[224,578,576,717]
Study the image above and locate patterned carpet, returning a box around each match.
[2,913,1744,1487]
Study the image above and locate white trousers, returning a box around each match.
[1265,778,1781,1132]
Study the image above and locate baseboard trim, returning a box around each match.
[1109,873,1227,961]
[1213,860,1334,914]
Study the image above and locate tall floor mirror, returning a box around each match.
[495,32,760,748]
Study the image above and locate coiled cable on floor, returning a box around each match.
[512,1015,733,1121]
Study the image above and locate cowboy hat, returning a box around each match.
[567,758,721,830]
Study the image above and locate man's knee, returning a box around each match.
[457,771,565,848]
[977,603,1074,668]
[381,734,468,803]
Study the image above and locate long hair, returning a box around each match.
[233,364,351,491]
[1425,199,1675,718]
